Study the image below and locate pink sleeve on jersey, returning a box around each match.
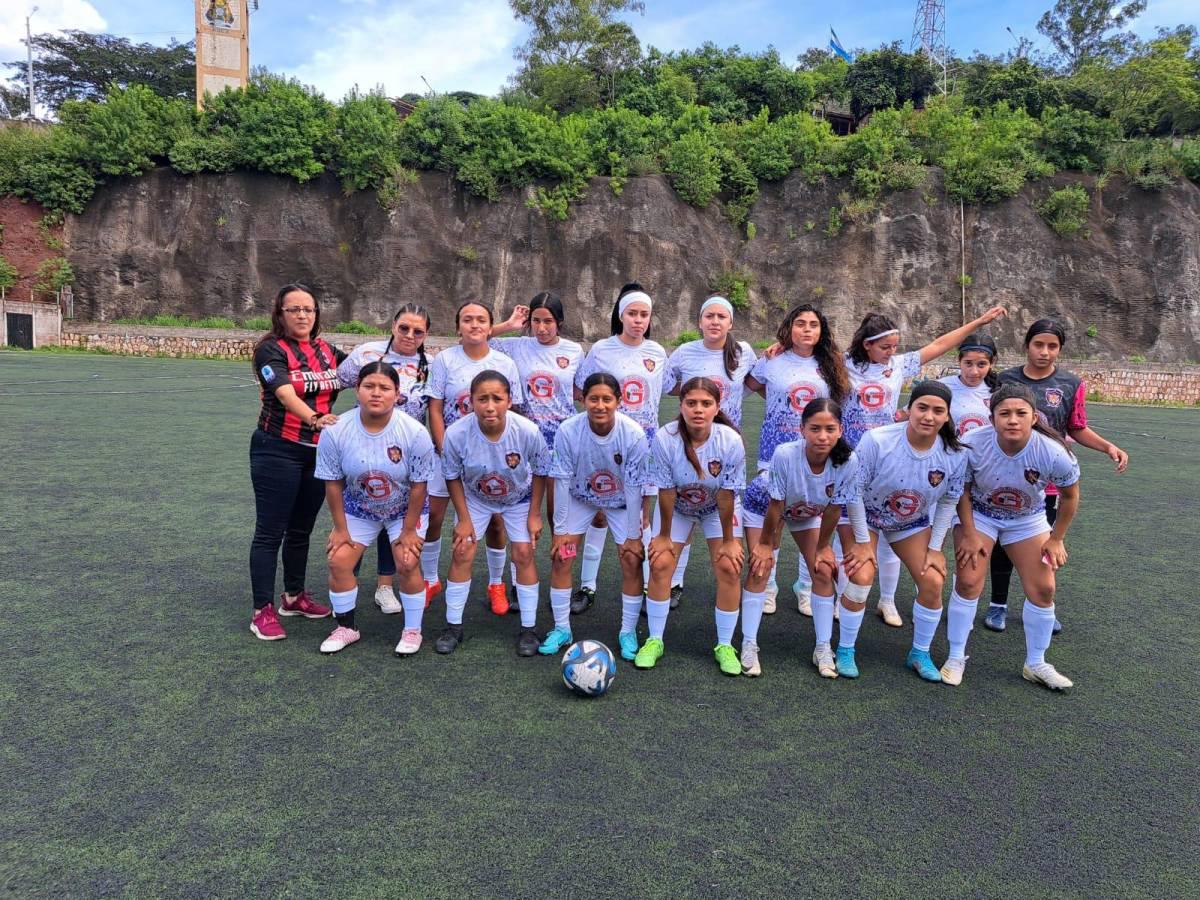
[1069,382,1089,430]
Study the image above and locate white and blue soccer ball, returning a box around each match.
[561,640,617,697]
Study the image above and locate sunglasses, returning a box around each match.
[395,324,426,337]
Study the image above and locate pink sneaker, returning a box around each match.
[250,604,286,641]
[319,625,360,654]
[279,590,332,618]
[394,628,422,656]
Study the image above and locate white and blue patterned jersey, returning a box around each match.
[940,374,992,436]
[648,422,746,517]
[336,340,429,422]
[490,336,583,448]
[748,351,831,471]
[962,426,1080,522]
[575,336,670,440]
[423,345,525,428]
[666,339,757,428]
[768,439,861,523]
[442,412,551,507]
[855,422,966,532]
[550,411,649,510]
[314,409,435,523]
[842,350,923,448]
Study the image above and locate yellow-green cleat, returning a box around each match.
[714,643,741,676]
[634,637,664,669]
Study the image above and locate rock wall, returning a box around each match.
[57,167,1200,360]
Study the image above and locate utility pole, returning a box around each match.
[26,6,39,118]
[910,0,947,95]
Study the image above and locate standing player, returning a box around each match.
[336,303,433,614]
[248,283,345,641]
[661,296,757,608]
[641,377,747,675]
[984,318,1128,633]
[939,333,999,437]
[573,284,670,611]
[436,371,551,656]
[541,373,651,660]
[742,399,874,678]
[843,382,968,681]
[422,302,524,616]
[950,383,1081,688]
[315,362,436,655]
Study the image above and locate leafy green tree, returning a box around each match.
[1038,106,1119,169]
[659,44,815,121]
[332,88,402,191]
[1037,0,1147,72]
[396,95,470,171]
[846,44,937,120]
[664,130,721,206]
[58,85,192,177]
[0,124,96,213]
[961,57,1063,117]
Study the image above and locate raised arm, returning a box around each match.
[917,306,1007,365]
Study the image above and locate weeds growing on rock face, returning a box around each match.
[331,320,388,334]
[710,268,753,310]
[1038,185,1091,238]
[671,329,701,347]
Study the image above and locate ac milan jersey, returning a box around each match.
[550,411,649,510]
[997,366,1088,438]
[939,374,992,436]
[842,350,923,448]
[855,422,967,532]
[962,426,1080,522]
[254,337,346,446]
[648,422,746,517]
[666,340,757,428]
[442,412,551,507]
[749,351,831,470]
[491,336,583,447]
[574,336,670,440]
[768,439,861,523]
[337,340,429,421]
[423,345,524,428]
[314,410,436,522]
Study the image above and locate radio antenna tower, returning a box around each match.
[911,0,948,94]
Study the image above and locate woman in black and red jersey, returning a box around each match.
[249,283,348,641]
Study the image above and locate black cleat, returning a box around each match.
[669,584,683,610]
[570,587,595,615]
[516,628,541,657]
[435,624,464,654]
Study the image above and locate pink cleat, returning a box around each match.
[319,626,361,654]
[394,628,423,656]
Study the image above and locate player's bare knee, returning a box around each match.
[510,543,533,567]
[715,555,739,583]
[649,554,675,580]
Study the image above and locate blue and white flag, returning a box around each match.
[829,27,853,62]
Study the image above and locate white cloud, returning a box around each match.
[0,0,107,63]
[282,0,522,99]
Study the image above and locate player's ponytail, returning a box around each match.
[801,398,852,466]
[675,377,734,477]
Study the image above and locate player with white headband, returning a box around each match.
[938,333,1000,438]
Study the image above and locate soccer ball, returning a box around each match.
[561,640,617,697]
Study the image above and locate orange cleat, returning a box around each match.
[488,583,510,616]
[424,580,442,608]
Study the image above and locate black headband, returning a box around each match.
[1025,318,1066,347]
[908,380,953,407]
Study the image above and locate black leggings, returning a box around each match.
[989,495,1058,607]
[249,428,327,609]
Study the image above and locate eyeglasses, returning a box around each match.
[396,324,426,337]
[283,307,316,316]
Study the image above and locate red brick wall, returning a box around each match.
[0,197,59,300]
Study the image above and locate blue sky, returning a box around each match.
[1,0,1196,103]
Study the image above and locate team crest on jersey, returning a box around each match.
[478,474,509,498]
[679,486,708,507]
[927,469,945,487]
[643,358,656,372]
[454,392,472,416]
[1043,388,1063,408]
[708,459,723,477]
[589,470,618,495]
[361,473,392,500]
[786,501,823,519]
[958,416,986,434]
[988,488,1028,512]
[622,377,646,407]
[529,373,555,399]
[859,383,887,409]
[613,452,623,465]
[882,367,894,378]
[1024,467,1041,485]
[505,452,522,469]
[556,356,570,369]
[887,490,922,519]
[788,384,817,412]
[387,446,403,463]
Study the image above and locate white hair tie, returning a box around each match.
[866,328,899,342]
[700,296,734,317]
[618,291,653,317]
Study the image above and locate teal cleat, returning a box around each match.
[537,626,573,655]
[618,631,639,661]
[907,648,943,682]
[835,646,859,679]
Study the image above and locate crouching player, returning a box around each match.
[316,361,435,655]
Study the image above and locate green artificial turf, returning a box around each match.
[1,350,1197,897]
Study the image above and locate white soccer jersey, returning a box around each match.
[423,345,525,428]
[442,412,551,507]
[855,422,967,532]
[940,374,992,436]
[666,339,758,428]
[574,336,670,439]
[337,340,429,421]
[648,422,746,517]
[550,411,649,510]
[962,426,1080,522]
[749,350,832,470]
[842,350,923,448]
[314,410,436,522]
[768,439,861,523]
[490,336,583,447]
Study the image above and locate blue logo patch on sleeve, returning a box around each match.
[260,365,276,384]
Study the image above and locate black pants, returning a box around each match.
[249,429,327,609]
[353,532,397,579]
[989,495,1059,607]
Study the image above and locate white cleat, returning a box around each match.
[763,583,778,615]
[876,598,903,628]
[374,586,402,614]
[319,625,360,654]
[1023,662,1073,691]
[812,642,838,679]
[394,627,423,656]
[940,656,967,686]
[796,591,812,617]
[741,641,762,677]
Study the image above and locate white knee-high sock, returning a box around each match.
[837,601,865,649]
[740,589,765,644]
[486,547,507,586]
[766,548,780,591]
[947,590,978,660]
[672,542,691,587]
[641,524,653,583]
[516,583,539,629]
[421,539,442,583]
[878,539,901,603]
[715,608,738,646]
[510,561,518,587]
[444,579,470,625]
[580,525,606,590]
[912,602,943,652]
[1024,599,1056,666]
[329,587,358,615]
[812,591,835,646]
[620,593,642,633]
[795,553,811,591]
[646,597,670,640]
[400,590,425,631]
[549,587,572,630]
